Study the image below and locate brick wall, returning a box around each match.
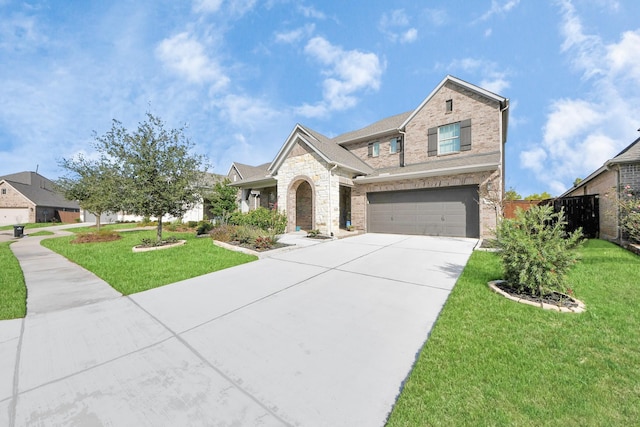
[0,181,36,223]
[565,169,618,241]
[403,81,502,165]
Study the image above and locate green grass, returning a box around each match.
[41,230,257,295]
[0,242,27,319]
[27,230,55,236]
[0,222,71,231]
[387,239,640,427]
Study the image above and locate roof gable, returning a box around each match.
[399,75,509,135]
[268,124,373,176]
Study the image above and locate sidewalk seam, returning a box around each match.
[127,296,294,427]
[8,318,25,427]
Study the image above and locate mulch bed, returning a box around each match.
[227,241,292,252]
[494,281,580,309]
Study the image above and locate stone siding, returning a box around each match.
[277,144,339,234]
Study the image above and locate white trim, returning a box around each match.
[354,163,499,184]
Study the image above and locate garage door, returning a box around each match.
[367,186,479,238]
[0,208,30,226]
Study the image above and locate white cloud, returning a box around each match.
[519,148,546,174]
[521,0,640,193]
[445,57,511,95]
[297,37,384,118]
[424,8,447,27]
[155,32,229,90]
[607,30,640,84]
[274,24,315,44]
[379,9,418,44]
[478,0,521,21]
[192,0,223,14]
[298,5,326,20]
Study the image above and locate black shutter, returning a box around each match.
[368,142,373,157]
[460,119,472,151]
[397,137,403,152]
[428,127,437,157]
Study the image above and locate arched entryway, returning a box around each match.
[287,177,315,232]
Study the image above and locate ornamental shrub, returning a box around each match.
[495,204,583,296]
[228,207,287,234]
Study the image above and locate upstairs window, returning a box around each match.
[368,141,380,157]
[390,137,399,154]
[446,99,453,112]
[1,188,6,195]
[427,119,472,157]
[438,123,460,154]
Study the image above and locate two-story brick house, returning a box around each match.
[229,75,509,238]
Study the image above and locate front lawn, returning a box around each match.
[42,230,257,295]
[0,242,27,320]
[0,222,70,231]
[387,239,640,426]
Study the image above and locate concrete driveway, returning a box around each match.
[1,233,476,426]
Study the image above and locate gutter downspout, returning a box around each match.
[398,129,406,167]
[328,163,338,236]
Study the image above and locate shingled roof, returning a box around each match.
[332,111,412,145]
[0,171,79,209]
[608,136,640,165]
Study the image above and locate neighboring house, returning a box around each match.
[116,172,225,223]
[561,136,640,242]
[229,75,509,238]
[0,171,80,225]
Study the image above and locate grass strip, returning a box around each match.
[387,239,640,427]
[0,242,27,319]
[41,230,257,295]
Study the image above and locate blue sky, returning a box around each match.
[1,0,639,196]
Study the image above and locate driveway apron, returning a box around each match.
[2,233,476,426]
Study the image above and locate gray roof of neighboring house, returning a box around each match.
[0,171,80,209]
[608,136,640,164]
[560,136,640,197]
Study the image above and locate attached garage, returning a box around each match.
[367,186,479,238]
[0,208,31,226]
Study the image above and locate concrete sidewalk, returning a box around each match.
[8,224,121,315]
[1,232,476,426]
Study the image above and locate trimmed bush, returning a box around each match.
[228,207,287,234]
[495,204,583,296]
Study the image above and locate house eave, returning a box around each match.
[336,128,401,146]
[353,162,499,184]
[229,176,277,188]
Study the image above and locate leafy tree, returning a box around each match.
[573,177,583,187]
[57,154,121,230]
[207,178,238,221]
[524,191,553,200]
[504,187,522,201]
[96,113,208,242]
